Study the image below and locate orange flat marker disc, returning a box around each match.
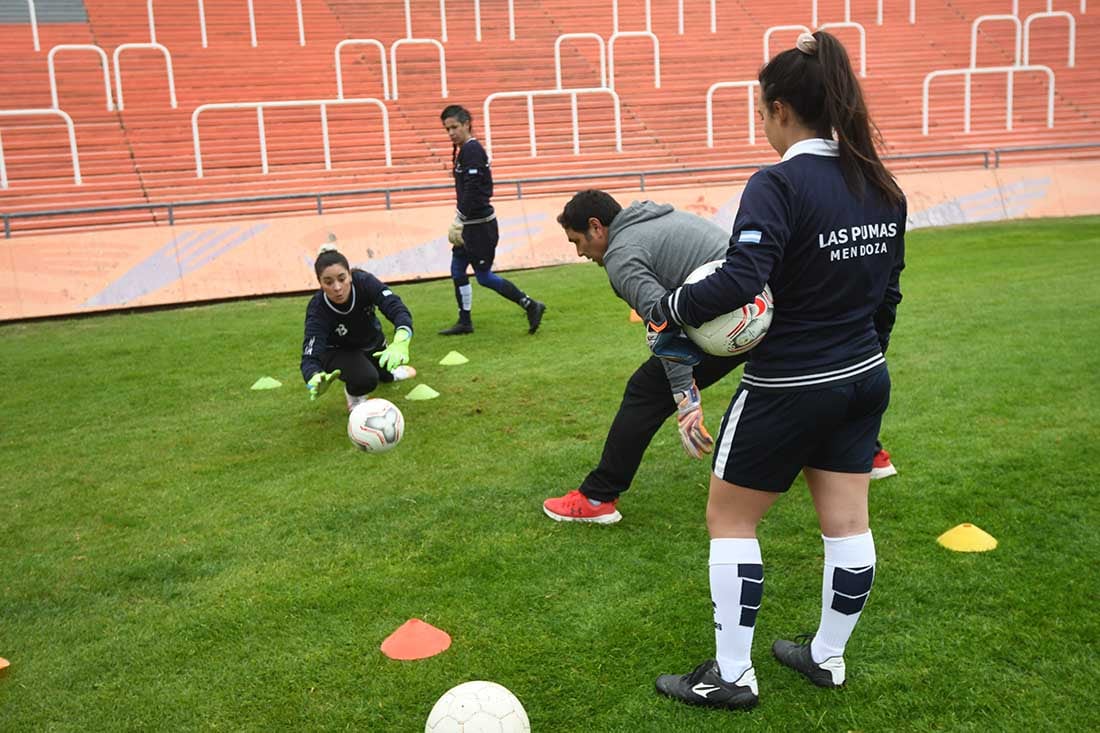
[0,657,10,675]
[629,309,643,323]
[380,619,452,660]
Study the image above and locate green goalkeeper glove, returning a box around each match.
[306,369,341,401]
[373,327,411,371]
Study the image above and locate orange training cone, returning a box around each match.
[380,619,452,660]
[937,523,998,552]
[629,309,643,323]
[0,657,10,676]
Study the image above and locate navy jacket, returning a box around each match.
[452,138,494,220]
[300,270,413,383]
[667,139,906,391]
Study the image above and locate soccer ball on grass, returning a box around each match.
[347,398,404,453]
[681,259,773,357]
[425,680,530,733]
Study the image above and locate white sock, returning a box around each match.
[709,538,763,684]
[811,530,876,664]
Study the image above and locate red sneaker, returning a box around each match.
[870,449,898,480]
[543,489,622,524]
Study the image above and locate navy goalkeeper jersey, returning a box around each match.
[667,138,906,391]
[300,270,413,382]
[452,137,494,220]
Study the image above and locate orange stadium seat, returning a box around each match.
[0,0,1097,234]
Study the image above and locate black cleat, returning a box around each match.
[772,634,846,688]
[525,300,546,334]
[438,321,473,336]
[655,659,759,711]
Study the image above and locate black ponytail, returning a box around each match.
[759,31,903,208]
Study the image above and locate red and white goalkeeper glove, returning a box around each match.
[674,382,714,460]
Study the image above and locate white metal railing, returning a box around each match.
[148,0,305,48]
[922,64,1055,135]
[677,0,717,33]
[191,98,391,178]
[390,38,448,100]
[764,25,810,63]
[25,0,40,51]
[148,0,208,47]
[613,0,651,32]
[483,88,622,158]
[706,81,760,146]
[335,39,390,100]
[812,0,851,26]
[113,43,178,110]
[971,14,1022,67]
[813,0,916,26]
[0,109,81,188]
[1012,0,1087,14]
[818,21,867,77]
[47,45,114,111]
[405,0,516,42]
[1023,11,1076,66]
[609,31,660,89]
[554,33,607,89]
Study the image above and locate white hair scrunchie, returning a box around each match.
[796,32,818,56]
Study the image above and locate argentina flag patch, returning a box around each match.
[738,230,762,244]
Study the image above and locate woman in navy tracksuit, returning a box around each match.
[651,31,906,711]
[300,245,417,411]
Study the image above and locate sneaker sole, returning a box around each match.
[542,505,622,524]
[870,465,898,480]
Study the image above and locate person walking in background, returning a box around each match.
[648,31,906,711]
[438,104,546,336]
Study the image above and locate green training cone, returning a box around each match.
[439,351,469,366]
[250,377,283,390]
[406,384,440,401]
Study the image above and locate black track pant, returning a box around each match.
[579,353,748,502]
[321,348,395,397]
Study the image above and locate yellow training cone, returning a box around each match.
[937,523,997,552]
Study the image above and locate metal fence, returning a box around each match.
[4,142,1100,238]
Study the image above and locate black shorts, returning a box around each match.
[711,367,891,492]
[460,219,499,269]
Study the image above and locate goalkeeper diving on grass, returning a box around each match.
[300,242,417,412]
[542,190,751,524]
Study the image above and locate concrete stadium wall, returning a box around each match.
[3,160,1098,321]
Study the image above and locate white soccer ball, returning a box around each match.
[347,398,404,453]
[425,680,530,733]
[681,259,774,357]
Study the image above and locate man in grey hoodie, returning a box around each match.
[543,190,750,524]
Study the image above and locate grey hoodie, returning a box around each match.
[603,201,730,395]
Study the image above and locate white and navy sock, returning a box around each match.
[709,538,763,684]
[811,530,876,664]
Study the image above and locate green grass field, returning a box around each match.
[2,216,1099,731]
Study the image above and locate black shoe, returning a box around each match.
[525,300,546,334]
[772,634,846,688]
[438,321,473,336]
[655,659,759,710]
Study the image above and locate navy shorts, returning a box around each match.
[458,219,498,270]
[711,368,891,492]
